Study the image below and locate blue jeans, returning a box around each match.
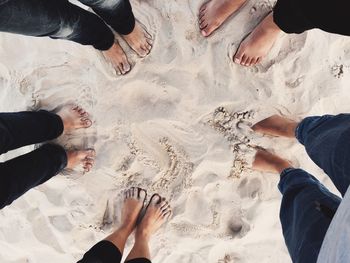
[0,0,135,50]
[279,114,350,263]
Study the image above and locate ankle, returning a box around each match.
[275,160,293,174]
[286,122,298,138]
[118,222,135,235]
[263,13,282,33]
[135,228,151,241]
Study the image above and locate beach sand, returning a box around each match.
[0,0,350,262]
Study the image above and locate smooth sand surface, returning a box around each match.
[0,0,350,262]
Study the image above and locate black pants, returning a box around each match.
[78,241,152,263]
[0,0,135,51]
[0,110,67,209]
[273,0,350,36]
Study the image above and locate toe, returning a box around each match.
[146,38,153,46]
[250,57,258,66]
[160,200,168,209]
[240,54,248,66]
[200,20,208,30]
[138,188,147,200]
[80,118,92,128]
[122,60,131,73]
[199,3,207,13]
[256,57,262,64]
[144,31,152,40]
[163,209,172,219]
[116,64,123,75]
[87,149,96,158]
[246,57,253,67]
[203,24,217,37]
[130,187,136,197]
[149,194,161,205]
[80,111,89,118]
[234,48,244,64]
[83,163,92,173]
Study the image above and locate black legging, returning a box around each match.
[78,241,152,263]
[0,0,135,51]
[0,110,67,209]
[273,0,350,36]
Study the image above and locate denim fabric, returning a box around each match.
[296,114,350,196]
[0,110,67,209]
[0,0,135,50]
[279,168,341,263]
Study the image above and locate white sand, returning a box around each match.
[0,0,350,262]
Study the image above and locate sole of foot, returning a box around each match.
[57,105,92,133]
[136,194,172,240]
[103,41,131,75]
[233,12,283,67]
[122,22,153,58]
[66,149,96,173]
[252,115,298,138]
[199,0,247,37]
[252,149,292,174]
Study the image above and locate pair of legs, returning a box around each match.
[251,114,350,262]
[0,0,153,75]
[78,187,172,263]
[0,105,95,209]
[198,0,350,67]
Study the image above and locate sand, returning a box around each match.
[0,0,350,262]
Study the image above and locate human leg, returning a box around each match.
[78,187,147,263]
[253,150,341,263]
[0,105,91,155]
[0,145,95,209]
[0,0,115,50]
[124,194,171,263]
[253,114,350,196]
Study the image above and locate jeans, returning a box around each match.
[0,110,67,209]
[78,241,152,263]
[279,114,350,263]
[0,0,135,50]
[273,0,350,36]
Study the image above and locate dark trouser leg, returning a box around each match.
[78,0,136,35]
[279,168,341,263]
[273,0,350,36]
[125,259,152,263]
[0,0,114,50]
[78,240,152,263]
[296,114,350,196]
[78,241,122,263]
[0,110,63,154]
[0,144,67,209]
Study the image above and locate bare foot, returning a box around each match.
[120,187,147,233]
[252,115,298,138]
[234,12,283,67]
[136,194,171,240]
[253,149,292,174]
[57,105,92,133]
[122,22,153,58]
[199,0,247,37]
[103,41,131,75]
[66,149,96,173]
